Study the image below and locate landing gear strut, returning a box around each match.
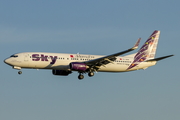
[18,71,22,75]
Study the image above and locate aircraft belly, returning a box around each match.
[126,61,156,71]
[28,61,69,70]
[28,61,48,68]
[98,63,128,72]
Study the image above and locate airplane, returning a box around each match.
[4,30,174,80]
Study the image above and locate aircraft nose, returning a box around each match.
[4,59,7,64]
[4,58,11,65]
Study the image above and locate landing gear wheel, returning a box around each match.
[88,72,94,77]
[18,71,22,75]
[78,74,84,80]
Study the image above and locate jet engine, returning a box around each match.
[52,70,72,76]
[69,62,88,71]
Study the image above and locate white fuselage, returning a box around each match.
[4,31,173,80]
[4,52,157,72]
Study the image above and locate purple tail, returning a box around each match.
[127,30,160,70]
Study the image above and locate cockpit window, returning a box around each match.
[10,55,18,57]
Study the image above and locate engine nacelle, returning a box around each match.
[69,62,88,71]
[52,70,71,76]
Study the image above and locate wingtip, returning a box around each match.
[169,54,174,57]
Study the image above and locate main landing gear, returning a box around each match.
[88,72,94,77]
[78,72,94,80]
[78,74,84,80]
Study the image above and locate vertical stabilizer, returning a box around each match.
[127,30,160,70]
[138,30,160,60]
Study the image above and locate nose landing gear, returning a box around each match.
[18,71,22,75]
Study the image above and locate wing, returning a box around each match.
[84,38,141,70]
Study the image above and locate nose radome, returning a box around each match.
[4,59,7,63]
[4,58,10,65]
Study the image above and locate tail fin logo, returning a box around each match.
[127,30,160,70]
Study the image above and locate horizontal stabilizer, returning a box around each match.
[146,55,174,62]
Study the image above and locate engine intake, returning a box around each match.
[52,70,71,76]
[69,62,88,71]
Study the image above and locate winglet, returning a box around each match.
[132,38,141,50]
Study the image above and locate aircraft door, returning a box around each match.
[24,53,29,67]
[24,54,29,62]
